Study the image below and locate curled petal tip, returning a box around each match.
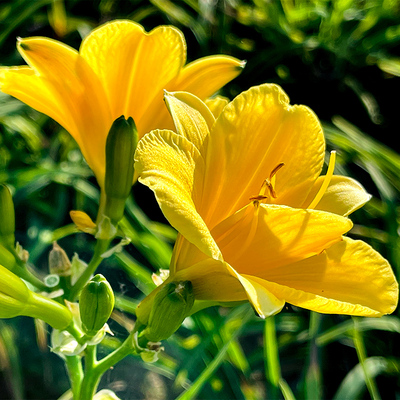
[239,59,247,69]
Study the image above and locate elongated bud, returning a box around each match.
[0,184,15,249]
[142,281,194,342]
[0,244,17,271]
[49,242,71,276]
[0,263,31,318]
[0,264,72,329]
[79,274,115,336]
[104,116,138,223]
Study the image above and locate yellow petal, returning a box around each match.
[205,95,229,118]
[246,237,398,316]
[167,55,245,100]
[212,203,353,273]
[174,256,284,317]
[170,234,209,275]
[10,37,110,182]
[0,66,71,130]
[174,259,247,302]
[135,130,222,261]
[80,20,185,133]
[164,91,213,152]
[226,265,285,318]
[199,83,325,229]
[302,175,372,216]
[70,210,96,234]
[140,56,244,136]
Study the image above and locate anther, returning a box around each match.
[249,162,285,204]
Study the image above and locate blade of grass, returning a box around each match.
[305,312,323,400]
[176,308,253,400]
[264,315,295,400]
[333,357,389,400]
[316,316,400,346]
[0,322,24,400]
[352,317,381,400]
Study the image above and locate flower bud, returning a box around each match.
[0,184,15,249]
[0,263,31,318]
[49,242,71,276]
[0,244,17,271]
[104,116,138,223]
[79,274,115,336]
[142,281,194,342]
[0,264,72,329]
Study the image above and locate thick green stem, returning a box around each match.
[65,355,84,400]
[68,239,110,301]
[78,332,136,400]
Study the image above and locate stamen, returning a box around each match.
[249,162,285,204]
[249,194,268,202]
[308,151,336,210]
[269,162,285,188]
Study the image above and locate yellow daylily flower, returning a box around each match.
[135,84,398,321]
[0,20,244,186]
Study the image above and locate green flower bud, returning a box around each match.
[0,264,72,329]
[143,281,194,342]
[0,184,15,249]
[0,244,17,271]
[104,116,138,223]
[48,242,71,276]
[79,274,115,336]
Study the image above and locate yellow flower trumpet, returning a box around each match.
[135,84,398,323]
[0,20,244,187]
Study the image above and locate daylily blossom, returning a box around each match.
[0,20,244,186]
[135,84,398,322]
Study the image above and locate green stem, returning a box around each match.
[264,316,295,400]
[16,264,48,292]
[68,239,110,301]
[10,250,49,292]
[264,316,281,399]
[85,345,98,371]
[352,317,381,400]
[65,355,84,400]
[78,331,136,400]
[305,312,322,400]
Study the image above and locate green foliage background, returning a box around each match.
[0,0,400,399]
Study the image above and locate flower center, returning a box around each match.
[250,162,285,205]
[248,151,336,209]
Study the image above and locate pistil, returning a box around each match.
[308,151,336,210]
